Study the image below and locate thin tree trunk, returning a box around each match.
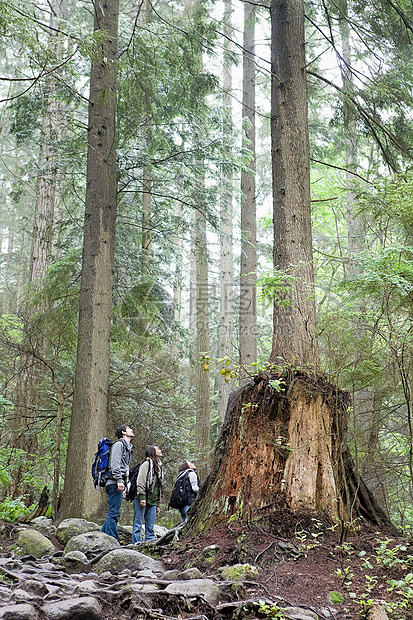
[218,0,235,425]
[11,0,66,499]
[59,0,119,521]
[338,0,364,276]
[239,0,257,375]
[195,169,210,480]
[270,0,319,368]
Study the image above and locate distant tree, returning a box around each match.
[11,0,67,501]
[239,0,257,374]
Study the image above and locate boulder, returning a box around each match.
[18,580,49,597]
[30,517,56,536]
[42,596,101,620]
[62,550,88,573]
[219,563,259,581]
[64,531,119,555]
[0,603,38,619]
[178,567,203,580]
[56,519,100,546]
[93,548,163,575]
[164,579,220,606]
[14,529,56,558]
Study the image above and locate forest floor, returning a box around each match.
[0,508,412,619]
[166,507,413,619]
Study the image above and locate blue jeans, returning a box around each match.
[101,483,123,541]
[132,500,157,543]
[179,504,190,522]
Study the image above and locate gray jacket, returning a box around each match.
[106,438,133,486]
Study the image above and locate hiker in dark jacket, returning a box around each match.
[175,461,199,522]
[132,445,164,543]
[101,424,134,541]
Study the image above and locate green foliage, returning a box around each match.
[257,600,286,619]
[0,497,31,522]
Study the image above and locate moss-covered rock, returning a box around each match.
[55,518,100,546]
[64,531,120,555]
[93,548,163,575]
[14,529,56,558]
[219,563,259,581]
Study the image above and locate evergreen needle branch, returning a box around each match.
[0,46,80,103]
[308,70,412,164]
[305,14,372,87]
[10,4,81,42]
[382,0,413,36]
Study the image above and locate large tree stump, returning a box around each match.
[188,371,391,534]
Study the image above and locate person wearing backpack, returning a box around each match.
[100,424,134,541]
[170,461,199,523]
[132,445,164,544]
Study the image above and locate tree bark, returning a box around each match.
[218,0,235,425]
[239,0,257,374]
[59,0,119,521]
[270,0,319,368]
[188,372,391,534]
[195,174,211,480]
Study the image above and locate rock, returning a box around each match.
[117,524,132,545]
[73,580,99,594]
[62,550,88,573]
[219,563,259,581]
[42,596,102,620]
[164,578,220,606]
[10,590,39,603]
[31,518,56,536]
[93,548,163,575]
[319,608,338,618]
[178,567,203,580]
[135,568,157,578]
[64,531,120,555]
[162,569,180,580]
[283,607,319,620]
[368,603,389,620]
[14,529,56,558]
[18,580,49,597]
[56,519,100,546]
[0,603,38,619]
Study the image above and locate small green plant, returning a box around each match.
[328,590,344,604]
[241,402,259,413]
[257,599,286,619]
[0,497,32,522]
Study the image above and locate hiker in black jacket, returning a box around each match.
[101,424,134,541]
[176,461,199,522]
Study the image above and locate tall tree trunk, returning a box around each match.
[270,0,319,368]
[338,0,364,278]
[11,0,66,500]
[59,0,119,521]
[239,0,257,375]
[195,166,211,480]
[218,0,235,425]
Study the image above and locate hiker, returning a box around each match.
[100,424,134,541]
[172,461,199,522]
[132,445,164,544]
